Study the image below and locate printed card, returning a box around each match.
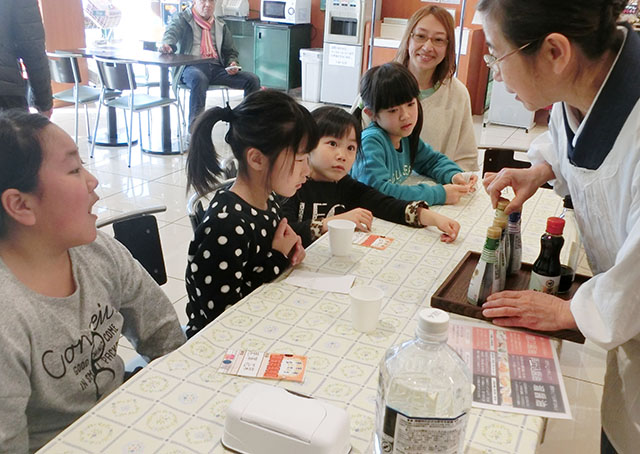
[219,350,307,382]
[352,232,394,250]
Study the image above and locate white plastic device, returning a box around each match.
[222,383,351,454]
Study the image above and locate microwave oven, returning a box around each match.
[260,0,311,24]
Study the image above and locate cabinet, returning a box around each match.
[223,17,256,74]
[254,23,311,90]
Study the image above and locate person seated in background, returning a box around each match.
[0,110,185,453]
[159,0,260,127]
[281,106,460,247]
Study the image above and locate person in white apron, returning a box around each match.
[476,1,640,453]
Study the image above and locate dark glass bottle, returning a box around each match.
[507,211,522,275]
[529,217,565,294]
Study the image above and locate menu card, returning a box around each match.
[219,350,307,383]
[448,320,572,419]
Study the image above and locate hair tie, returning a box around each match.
[221,103,234,123]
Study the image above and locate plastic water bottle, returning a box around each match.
[374,308,473,454]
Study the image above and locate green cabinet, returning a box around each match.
[223,17,256,74]
[254,23,311,90]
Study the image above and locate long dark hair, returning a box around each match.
[0,110,51,238]
[477,0,626,59]
[395,5,457,86]
[186,90,319,196]
[311,106,362,153]
[354,62,423,164]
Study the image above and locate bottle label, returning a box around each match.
[382,406,467,454]
[529,271,560,294]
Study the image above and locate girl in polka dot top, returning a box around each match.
[184,90,319,337]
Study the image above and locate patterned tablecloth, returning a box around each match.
[40,185,568,454]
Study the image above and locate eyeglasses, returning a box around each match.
[483,41,533,73]
[410,32,448,48]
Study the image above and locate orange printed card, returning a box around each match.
[218,350,307,382]
[352,232,394,250]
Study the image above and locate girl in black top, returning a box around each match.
[281,106,459,247]
[185,90,318,337]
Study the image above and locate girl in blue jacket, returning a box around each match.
[351,62,477,205]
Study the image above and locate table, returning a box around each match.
[39,186,569,454]
[64,48,214,154]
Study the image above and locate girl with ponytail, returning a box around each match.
[184,90,318,337]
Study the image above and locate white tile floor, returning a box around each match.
[50,90,605,454]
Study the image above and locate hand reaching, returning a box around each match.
[451,172,477,193]
[443,183,469,204]
[324,208,373,233]
[419,208,460,243]
[483,163,554,213]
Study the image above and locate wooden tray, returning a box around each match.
[431,251,587,343]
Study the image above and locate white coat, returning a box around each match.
[528,26,640,453]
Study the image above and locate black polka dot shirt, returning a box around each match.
[185,190,290,338]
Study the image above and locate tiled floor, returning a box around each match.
[50,90,605,453]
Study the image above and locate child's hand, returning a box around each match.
[443,184,470,204]
[419,208,460,243]
[272,218,300,258]
[289,236,306,266]
[323,208,373,233]
[452,172,478,193]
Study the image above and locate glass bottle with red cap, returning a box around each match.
[529,217,565,294]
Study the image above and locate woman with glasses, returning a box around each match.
[478,1,639,453]
[352,6,479,171]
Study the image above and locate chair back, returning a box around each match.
[481,147,552,189]
[47,52,82,85]
[94,57,137,91]
[187,177,235,233]
[97,206,167,285]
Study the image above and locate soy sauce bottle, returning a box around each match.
[507,211,522,275]
[529,217,565,294]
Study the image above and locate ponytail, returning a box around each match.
[186,107,225,197]
[186,90,318,197]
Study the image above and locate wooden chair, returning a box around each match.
[481,146,552,189]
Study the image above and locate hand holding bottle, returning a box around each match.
[481,290,578,331]
[483,163,555,214]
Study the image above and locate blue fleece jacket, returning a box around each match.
[351,123,463,205]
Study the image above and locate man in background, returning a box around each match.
[160,0,260,128]
[0,0,53,116]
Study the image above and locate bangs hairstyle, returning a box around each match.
[0,110,50,238]
[395,5,457,85]
[311,106,362,151]
[186,90,319,196]
[357,63,423,164]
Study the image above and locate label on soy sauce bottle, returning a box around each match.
[529,271,560,294]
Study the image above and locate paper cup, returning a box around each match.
[349,285,384,333]
[327,219,356,256]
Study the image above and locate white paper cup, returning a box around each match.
[349,285,384,333]
[327,219,356,256]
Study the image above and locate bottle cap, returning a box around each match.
[493,218,507,230]
[487,226,502,239]
[496,198,510,212]
[546,217,565,235]
[563,195,573,210]
[509,211,521,222]
[416,308,449,341]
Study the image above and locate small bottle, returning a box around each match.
[529,217,565,294]
[493,217,509,290]
[467,226,502,305]
[507,211,523,275]
[558,196,583,293]
[374,308,472,454]
[495,197,509,219]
